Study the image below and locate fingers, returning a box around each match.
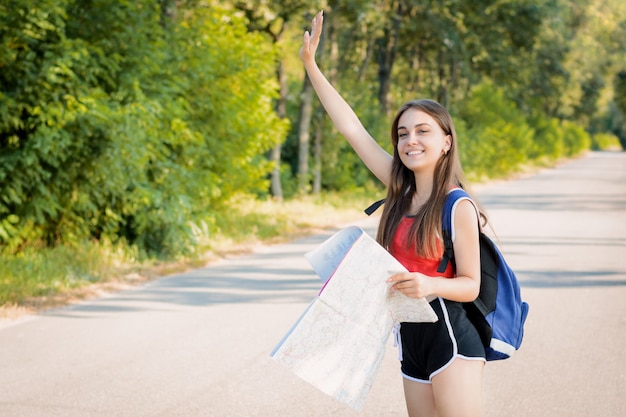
[300,11,324,63]
[307,10,323,47]
[299,30,311,61]
[391,278,411,287]
[387,273,431,299]
[387,274,410,292]
[311,10,323,39]
[387,271,410,283]
[302,30,310,48]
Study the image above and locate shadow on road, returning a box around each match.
[519,269,626,288]
[480,194,626,212]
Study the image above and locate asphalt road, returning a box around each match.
[1,151,625,417]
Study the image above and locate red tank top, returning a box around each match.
[389,216,455,278]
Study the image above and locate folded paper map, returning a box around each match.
[271,226,437,410]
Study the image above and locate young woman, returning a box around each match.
[300,11,487,417]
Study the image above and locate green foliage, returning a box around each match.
[561,121,591,156]
[528,115,566,161]
[0,1,286,257]
[591,133,623,151]
[461,0,544,83]
[456,82,534,179]
[455,81,594,180]
[615,71,626,116]
[612,72,626,148]
[318,104,383,191]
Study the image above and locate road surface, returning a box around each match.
[1,151,625,416]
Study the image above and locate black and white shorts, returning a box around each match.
[393,297,486,383]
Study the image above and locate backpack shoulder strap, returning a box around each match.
[437,188,473,273]
[364,198,385,216]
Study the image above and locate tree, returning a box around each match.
[233,0,313,199]
[0,1,286,256]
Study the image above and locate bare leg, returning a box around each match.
[431,358,485,417]
[403,378,438,417]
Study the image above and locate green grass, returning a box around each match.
[0,239,134,307]
[0,191,377,313]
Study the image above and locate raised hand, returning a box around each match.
[299,11,323,66]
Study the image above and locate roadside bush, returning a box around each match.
[0,3,286,258]
[456,82,534,179]
[561,121,591,156]
[591,132,623,150]
[529,115,565,161]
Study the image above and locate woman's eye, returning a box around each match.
[418,129,429,134]
[398,132,408,138]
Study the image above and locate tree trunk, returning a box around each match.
[270,60,287,200]
[357,35,375,83]
[437,49,448,107]
[312,113,323,194]
[376,1,403,116]
[306,16,330,195]
[297,74,313,194]
[158,0,176,29]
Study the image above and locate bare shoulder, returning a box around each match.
[453,198,480,232]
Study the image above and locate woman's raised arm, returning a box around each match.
[300,11,392,186]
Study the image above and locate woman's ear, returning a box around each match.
[444,135,452,153]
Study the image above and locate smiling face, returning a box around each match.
[395,108,451,174]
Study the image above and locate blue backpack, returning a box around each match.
[365,189,529,361]
[438,189,529,361]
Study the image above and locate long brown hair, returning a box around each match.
[376,99,486,258]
